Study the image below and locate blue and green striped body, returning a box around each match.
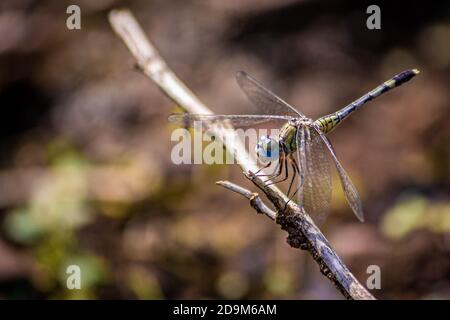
[315,69,420,134]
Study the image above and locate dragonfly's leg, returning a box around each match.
[289,156,304,200]
[262,161,284,183]
[286,156,297,198]
[261,162,282,183]
[266,156,289,185]
[254,161,271,175]
[283,155,303,211]
[258,159,280,177]
[260,155,284,182]
[262,160,283,183]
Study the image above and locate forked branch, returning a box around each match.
[108,9,375,300]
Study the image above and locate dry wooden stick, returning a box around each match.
[108,9,375,300]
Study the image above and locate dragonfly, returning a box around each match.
[169,69,419,223]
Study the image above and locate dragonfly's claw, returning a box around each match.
[282,199,292,213]
[246,170,257,179]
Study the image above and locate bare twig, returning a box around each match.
[216,180,277,220]
[108,9,375,300]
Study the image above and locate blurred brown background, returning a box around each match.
[0,0,449,299]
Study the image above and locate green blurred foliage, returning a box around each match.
[382,195,450,239]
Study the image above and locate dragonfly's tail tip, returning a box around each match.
[412,68,420,75]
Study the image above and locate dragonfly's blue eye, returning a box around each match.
[255,135,279,163]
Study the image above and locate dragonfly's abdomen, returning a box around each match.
[314,69,419,134]
[315,114,341,134]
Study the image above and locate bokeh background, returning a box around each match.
[0,0,449,299]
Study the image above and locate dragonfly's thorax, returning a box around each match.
[278,120,304,154]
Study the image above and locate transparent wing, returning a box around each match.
[296,126,332,225]
[168,113,291,128]
[236,71,306,118]
[312,125,364,222]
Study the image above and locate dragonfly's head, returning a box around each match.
[255,135,280,163]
